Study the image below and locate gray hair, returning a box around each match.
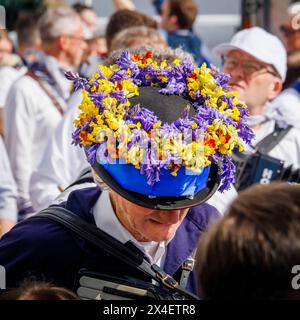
[38,7,80,45]
[91,168,110,191]
[110,26,167,52]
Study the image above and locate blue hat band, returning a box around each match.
[101,163,211,197]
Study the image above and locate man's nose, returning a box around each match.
[227,64,245,81]
[81,40,88,50]
[159,210,182,224]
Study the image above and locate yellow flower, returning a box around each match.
[160,60,167,68]
[153,122,162,129]
[121,79,139,98]
[97,65,114,79]
[173,59,181,66]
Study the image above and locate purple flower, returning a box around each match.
[65,70,88,91]
[86,144,99,166]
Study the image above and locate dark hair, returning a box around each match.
[1,280,79,300]
[196,183,300,299]
[105,9,158,52]
[72,2,94,14]
[15,12,41,48]
[168,0,198,30]
[0,29,11,42]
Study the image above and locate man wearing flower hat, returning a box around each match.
[0,50,252,298]
[209,27,300,212]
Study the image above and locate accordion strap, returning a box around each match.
[32,206,199,300]
[26,70,65,116]
[255,123,292,154]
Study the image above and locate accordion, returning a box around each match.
[233,151,285,191]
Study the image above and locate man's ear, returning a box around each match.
[169,15,178,27]
[268,78,282,101]
[57,35,69,51]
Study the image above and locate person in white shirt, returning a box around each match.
[0,12,42,137]
[0,66,26,137]
[207,27,300,214]
[4,7,87,219]
[30,91,87,212]
[0,137,17,236]
[264,2,300,129]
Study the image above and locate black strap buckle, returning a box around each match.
[152,264,178,289]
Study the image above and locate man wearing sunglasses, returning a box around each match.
[207,27,300,214]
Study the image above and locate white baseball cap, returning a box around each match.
[213,27,287,81]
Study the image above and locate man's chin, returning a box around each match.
[146,229,177,242]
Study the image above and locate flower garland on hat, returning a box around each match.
[67,50,254,192]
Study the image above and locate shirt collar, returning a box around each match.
[93,190,170,265]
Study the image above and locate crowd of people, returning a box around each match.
[1,0,300,300]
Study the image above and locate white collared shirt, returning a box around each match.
[4,54,72,212]
[30,91,86,212]
[93,190,170,267]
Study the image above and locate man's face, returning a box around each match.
[81,9,97,35]
[281,16,300,53]
[0,37,12,62]
[160,0,174,32]
[110,191,189,242]
[64,17,87,68]
[222,50,281,115]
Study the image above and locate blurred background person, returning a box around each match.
[106,9,158,54]
[0,12,42,137]
[113,0,210,66]
[0,137,17,237]
[0,30,13,63]
[79,33,108,78]
[159,0,210,66]
[280,2,300,90]
[265,2,300,129]
[196,183,300,299]
[73,2,105,77]
[208,27,300,214]
[73,2,97,39]
[110,26,167,51]
[15,11,42,66]
[0,29,16,137]
[4,6,87,220]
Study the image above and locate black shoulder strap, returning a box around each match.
[32,206,199,300]
[255,123,292,154]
